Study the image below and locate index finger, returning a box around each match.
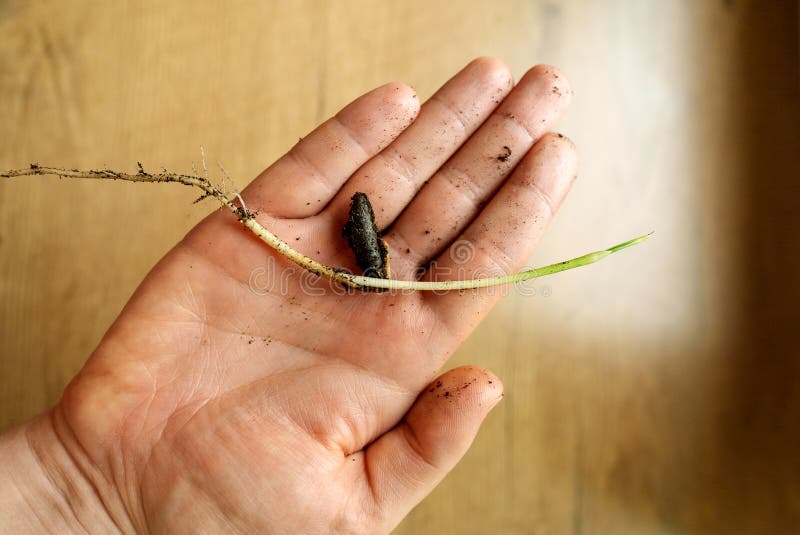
[243,82,420,219]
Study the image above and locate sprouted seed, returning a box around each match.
[0,164,652,292]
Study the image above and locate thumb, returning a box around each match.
[363,365,503,531]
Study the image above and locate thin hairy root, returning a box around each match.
[1,164,651,291]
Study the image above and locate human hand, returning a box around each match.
[1,57,575,533]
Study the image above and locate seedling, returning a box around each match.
[1,163,651,291]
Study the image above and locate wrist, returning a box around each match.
[0,410,129,533]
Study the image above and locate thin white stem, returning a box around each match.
[217,161,248,214]
[1,165,651,291]
[200,146,209,181]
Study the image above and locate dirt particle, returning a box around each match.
[497,145,512,162]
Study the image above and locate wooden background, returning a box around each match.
[1,1,798,533]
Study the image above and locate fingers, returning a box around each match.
[361,366,503,531]
[385,65,571,277]
[243,82,420,218]
[322,57,514,229]
[426,133,577,328]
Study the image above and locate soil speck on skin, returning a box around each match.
[497,145,512,162]
[424,229,430,235]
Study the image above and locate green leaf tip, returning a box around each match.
[606,231,653,255]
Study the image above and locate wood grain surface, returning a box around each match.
[1,1,798,533]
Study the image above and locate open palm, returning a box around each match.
[52,58,576,533]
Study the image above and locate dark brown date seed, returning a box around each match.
[342,192,391,290]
